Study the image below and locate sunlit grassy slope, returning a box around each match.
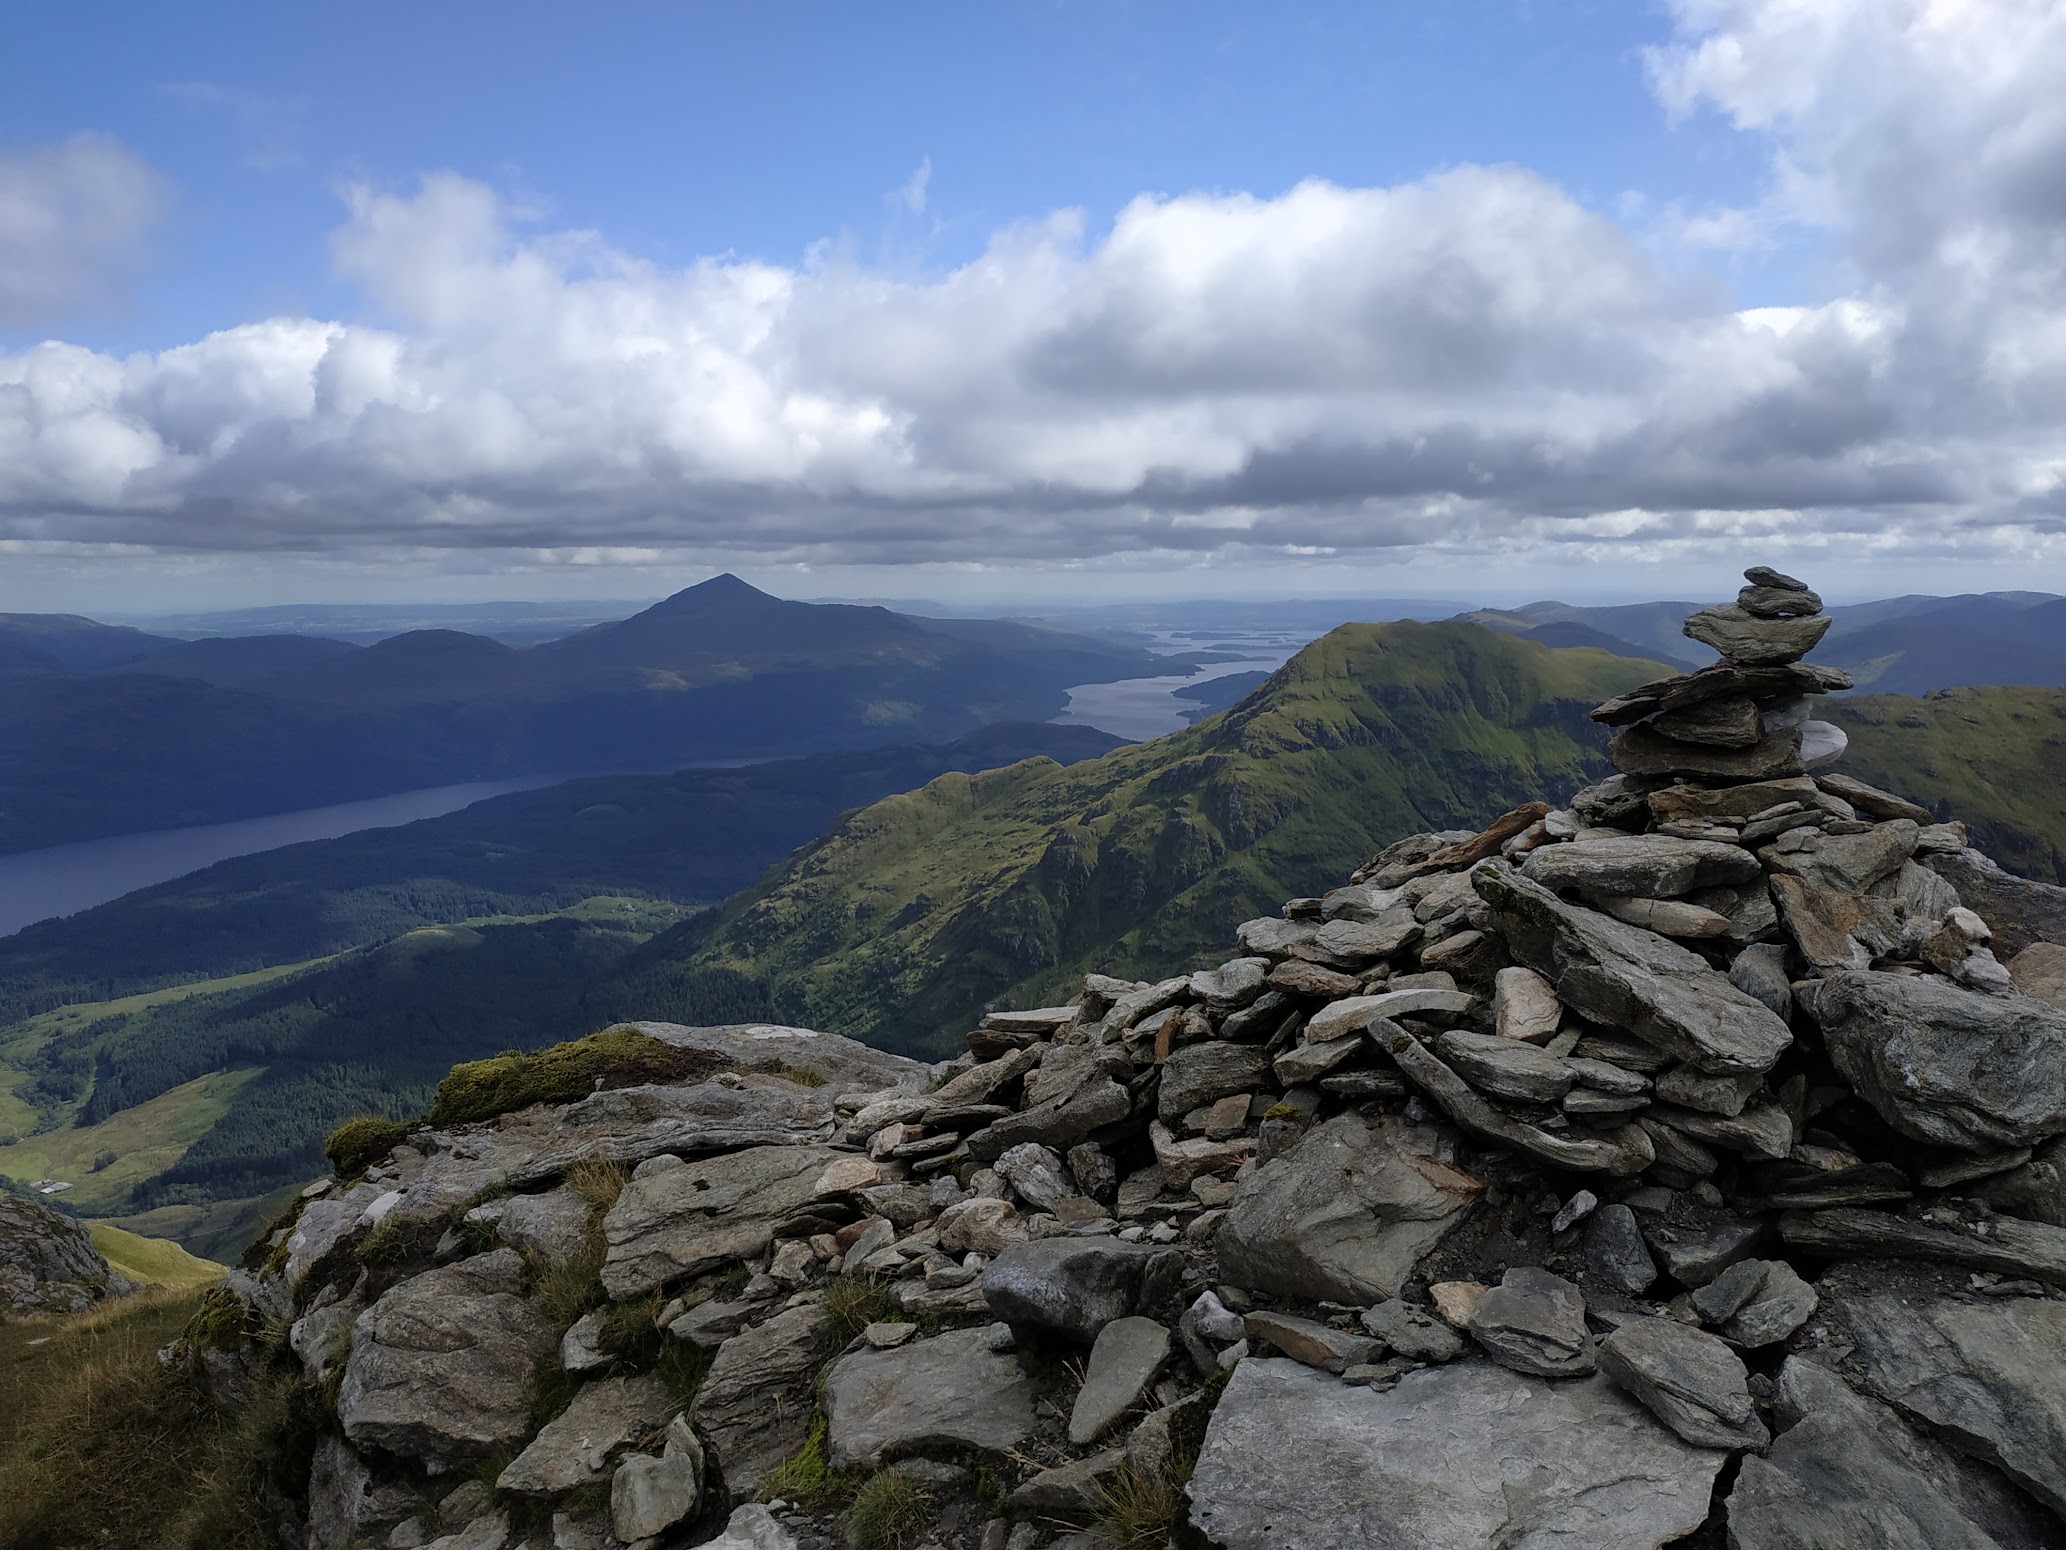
[88,1223,225,1288]
[629,622,1666,1053]
[1829,685,2066,882]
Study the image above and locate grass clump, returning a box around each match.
[323,1115,411,1177]
[426,1027,730,1127]
[817,1275,898,1345]
[657,1338,713,1405]
[1091,1461,1189,1550]
[567,1156,629,1215]
[525,1241,606,1327]
[1,1287,323,1549]
[759,1416,861,1512]
[846,1470,934,1550]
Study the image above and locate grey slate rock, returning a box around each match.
[600,1143,850,1299]
[1727,1356,2055,1550]
[1187,1358,1724,1550]
[1215,1112,1483,1304]
[821,1326,1039,1468]
[689,1303,823,1494]
[1433,1030,1574,1104]
[1585,1204,1659,1294]
[1727,943,1793,1020]
[1156,1042,1272,1120]
[1642,1216,1768,1287]
[1682,603,1831,665]
[1466,1266,1594,1377]
[1689,1258,1817,1347]
[1241,1309,1378,1373]
[1820,1269,2066,1515]
[337,1249,559,1471]
[1360,1298,1464,1361]
[1595,1316,1768,1450]
[1068,1316,1169,1444]
[981,1237,1181,1342]
[1801,971,2066,1151]
[1475,864,1792,1076]
[1923,846,2066,960]
[498,1374,677,1494]
[1521,834,1761,898]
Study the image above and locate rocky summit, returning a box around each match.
[169,567,2066,1550]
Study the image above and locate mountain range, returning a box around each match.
[0,577,1182,854]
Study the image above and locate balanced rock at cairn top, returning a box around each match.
[1592,566,1851,781]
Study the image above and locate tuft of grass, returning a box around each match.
[845,1470,935,1550]
[1091,1461,1189,1550]
[817,1275,898,1346]
[524,1240,606,1328]
[758,1416,862,1512]
[0,1286,324,1550]
[426,1028,731,1127]
[566,1157,629,1215]
[323,1115,411,1177]
[656,1337,713,1405]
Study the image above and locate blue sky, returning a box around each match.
[4,1,2065,610]
[8,1,1775,355]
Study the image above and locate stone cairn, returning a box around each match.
[194,564,2066,1550]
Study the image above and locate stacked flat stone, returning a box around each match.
[1591,565,1852,781]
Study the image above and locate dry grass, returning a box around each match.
[845,1470,934,1550]
[0,1286,319,1549]
[816,1275,899,1345]
[1091,1461,1190,1550]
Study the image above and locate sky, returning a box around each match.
[3,0,2065,612]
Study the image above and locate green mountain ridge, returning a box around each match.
[638,620,1670,1052]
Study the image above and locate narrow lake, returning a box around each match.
[0,778,558,939]
[1051,629,1313,740]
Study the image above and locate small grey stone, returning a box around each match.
[1584,1203,1658,1294]
[1069,1317,1170,1444]
[1467,1266,1594,1377]
[1359,1298,1463,1361]
[1596,1316,1769,1450]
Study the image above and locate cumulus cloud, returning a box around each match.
[3,3,2066,577]
[0,134,170,326]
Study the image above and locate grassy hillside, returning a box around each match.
[87,1223,224,1288]
[631,621,1666,1053]
[1828,685,2066,881]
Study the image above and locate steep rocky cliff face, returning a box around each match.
[172,568,2066,1550]
[0,1189,135,1315]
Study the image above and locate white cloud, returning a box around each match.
[0,134,171,326]
[4,3,2066,581]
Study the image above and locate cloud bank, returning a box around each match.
[4,0,2065,578]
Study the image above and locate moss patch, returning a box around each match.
[324,1115,411,1177]
[425,1027,732,1127]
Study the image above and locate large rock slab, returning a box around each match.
[1819,1270,2066,1515]
[981,1237,1182,1342]
[634,1020,930,1093]
[689,1303,823,1494]
[1521,835,1760,898]
[1475,864,1792,1075]
[1727,1356,2053,1550]
[497,1374,677,1494]
[506,1080,844,1189]
[1157,1042,1272,1119]
[1215,1113,1483,1304]
[821,1326,1038,1468]
[337,1249,559,1471]
[600,1143,849,1298]
[1801,971,2066,1150]
[1187,1358,1725,1550]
